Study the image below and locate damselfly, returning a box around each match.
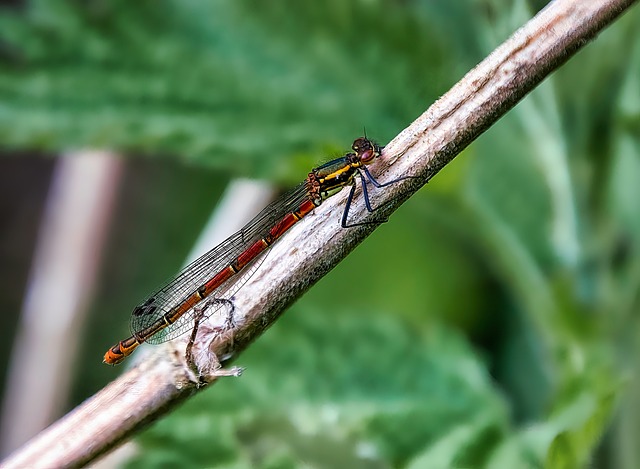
[104,137,411,365]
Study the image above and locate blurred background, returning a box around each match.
[1,0,639,467]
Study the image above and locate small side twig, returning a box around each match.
[2,1,636,468]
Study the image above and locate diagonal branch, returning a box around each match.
[3,0,637,467]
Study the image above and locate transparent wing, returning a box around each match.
[142,249,270,344]
[129,182,310,344]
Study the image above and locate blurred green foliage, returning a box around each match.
[0,0,452,179]
[2,0,640,467]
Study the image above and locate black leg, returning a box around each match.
[359,171,374,213]
[341,182,357,228]
[342,167,420,227]
[342,177,388,228]
[362,165,418,189]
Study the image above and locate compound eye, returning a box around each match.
[351,137,371,154]
[359,149,376,163]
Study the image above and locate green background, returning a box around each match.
[1,0,639,467]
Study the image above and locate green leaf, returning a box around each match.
[0,0,457,178]
[130,311,506,468]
